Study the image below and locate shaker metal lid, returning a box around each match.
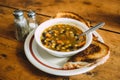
[13,9,23,17]
[28,10,36,18]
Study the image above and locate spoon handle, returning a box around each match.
[80,22,105,36]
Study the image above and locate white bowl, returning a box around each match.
[34,18,92,57]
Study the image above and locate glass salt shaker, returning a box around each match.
[13,9,29,41]
[27,10,38,33]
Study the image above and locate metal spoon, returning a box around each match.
[79,22,105,37]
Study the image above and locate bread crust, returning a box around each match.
[68,40,109,62]
[54,11,90,27]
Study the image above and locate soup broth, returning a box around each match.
[41,24,86,52]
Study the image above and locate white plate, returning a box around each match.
[24,31,110,76]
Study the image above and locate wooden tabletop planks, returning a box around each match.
[0,0,120,80]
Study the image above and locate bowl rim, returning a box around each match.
[34,18,93,56]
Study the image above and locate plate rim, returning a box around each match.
[24,31,109,76]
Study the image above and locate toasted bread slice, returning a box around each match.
[63,40,109,69]
[54,11,90,27]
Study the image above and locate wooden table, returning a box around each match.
[0,0,120,80]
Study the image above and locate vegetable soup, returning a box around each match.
[41,24,86,52]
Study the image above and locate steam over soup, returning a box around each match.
[41,24,86,52]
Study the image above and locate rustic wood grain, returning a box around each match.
[0,0,120,80]
[0,0,120,32]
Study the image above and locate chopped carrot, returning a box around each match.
[57,40,63,44]
[78,41,86,47]
[46,33,51,37]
